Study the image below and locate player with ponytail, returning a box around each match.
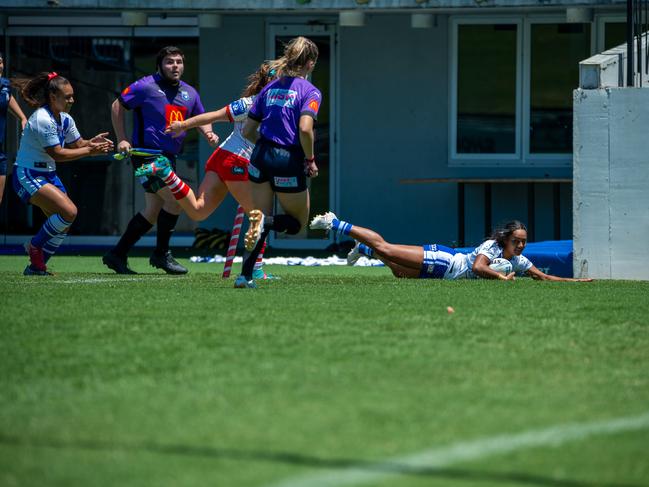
[310,213,593,282]
[12,72,113,275]
[236,36,322,288]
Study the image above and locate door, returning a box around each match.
[266,23,337,249]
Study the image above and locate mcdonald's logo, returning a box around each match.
[308,100,319,112]
[165,104,188,127]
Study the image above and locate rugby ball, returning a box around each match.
[489,258,513,275]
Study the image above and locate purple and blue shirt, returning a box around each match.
[119,73,205,155]
[248,77,321,147]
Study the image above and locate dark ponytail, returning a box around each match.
[11,72,70,108]
[241,62,274,97]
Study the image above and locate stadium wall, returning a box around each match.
[573,87,649,280]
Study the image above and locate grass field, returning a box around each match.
[1,255,648,487]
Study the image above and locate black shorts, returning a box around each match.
[131,152,177,194]
[248,138,307,193]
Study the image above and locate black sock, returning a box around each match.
[113,212,153,258]
[155,209,179,255]
[265,214,301,235]
[242,229,270,280]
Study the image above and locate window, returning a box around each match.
[529,23,591,154]
[451,16,594,165]
[456,24,518,154]
[604,22,626,50]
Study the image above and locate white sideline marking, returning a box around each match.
[265,411,649,487]
[21,276,173,285]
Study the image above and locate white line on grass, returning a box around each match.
[20,276,175,284]
[265,411,649,487]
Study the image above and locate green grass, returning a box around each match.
[1,255,648,487]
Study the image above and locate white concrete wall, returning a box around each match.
[573,87,649,280]
[579,33,649,89]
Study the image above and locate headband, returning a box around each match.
[47,72,59,81]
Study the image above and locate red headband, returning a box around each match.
[47,72,59,81]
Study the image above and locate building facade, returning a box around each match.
[0,1,627,248]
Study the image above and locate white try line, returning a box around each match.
[20,276,176,285]
[265,411,649,487]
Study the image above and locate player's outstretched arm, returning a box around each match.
[46,141,112,162]
[69,132,114,150]
[166,107,229,137]
[526,265,593,282]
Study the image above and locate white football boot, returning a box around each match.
[309,211,337,232]
[346,241,363,266]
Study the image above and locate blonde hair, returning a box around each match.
[270,36,319,78]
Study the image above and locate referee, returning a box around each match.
[103,46,218,274]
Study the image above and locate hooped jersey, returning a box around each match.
[444,239,533,280]
[15,106,81,171]
[220,96,255,160]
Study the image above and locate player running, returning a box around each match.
[136,63,276,279]
[12,72,113,275]
[310,212,593,282]
[236,36,322,288]
[103,46,218,275]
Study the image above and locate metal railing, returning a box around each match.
[626,0,649,86]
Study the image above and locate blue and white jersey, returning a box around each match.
[15,106,81,172]
[445,239,533,280]
[222,96,255,159]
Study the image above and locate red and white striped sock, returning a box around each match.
[254,241,266,272]
[163,171,190,200]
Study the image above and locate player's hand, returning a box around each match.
[204,131,219,147]
[304,157,318,178]
[117,140,132,154]
[165,121,186,138]
[498,272,516,281]
[88,141,112,156]
[90,132,111,144]
[90,132,114,150]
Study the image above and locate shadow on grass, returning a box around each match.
[0,433,641,487]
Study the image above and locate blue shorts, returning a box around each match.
[0,151,7,176]
[12,165,67,204]
[420,244,457,279]
[248,138,307,193]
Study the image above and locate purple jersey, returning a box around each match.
[248,77,321,147]
[119,73,205,155]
